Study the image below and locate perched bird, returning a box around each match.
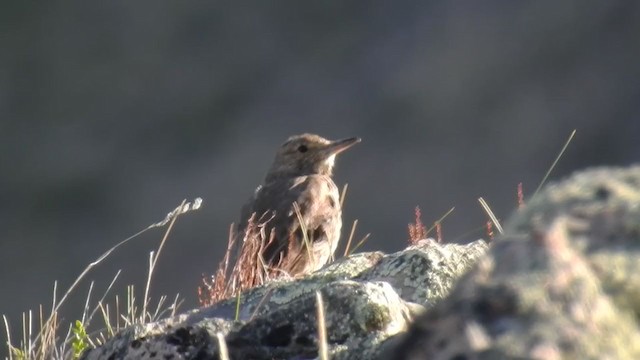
[239,133,360,276]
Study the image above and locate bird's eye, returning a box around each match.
[297,145,308,153]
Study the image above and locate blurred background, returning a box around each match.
[1,1,639,353]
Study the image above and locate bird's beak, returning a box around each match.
[324,137,361,155]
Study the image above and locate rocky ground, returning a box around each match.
[80,165,640,360]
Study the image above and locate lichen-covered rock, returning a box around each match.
[226,280,411,360]
[80,239,487,360]
[80,318,239,360]
[358,240,488,305]
[380,166,640,360]
[509,165,640,316]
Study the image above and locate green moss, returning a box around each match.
[363,303,391,331]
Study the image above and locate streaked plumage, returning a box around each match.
[239,133,360,275]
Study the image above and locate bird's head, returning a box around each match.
[266,133,360,181]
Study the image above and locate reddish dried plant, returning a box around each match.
[486,220,494,242]
[517,182,525,208]
[198,214,281,307]
[435,222,442,243]
[407,206,428,244]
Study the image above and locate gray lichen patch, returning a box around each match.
[318,251,386,279]
[360,239,488,305]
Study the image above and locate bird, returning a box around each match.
[238,133,360,276]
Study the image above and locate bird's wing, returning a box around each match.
[285,175,339,234]
[239,175,339,265]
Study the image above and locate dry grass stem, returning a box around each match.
[143,199,186,320]
[350,233,371,254]
[478,197,503,235]
[339,183,348,208]
[199,213,283,307]
[316,291,329,360]
[3,199,198,359]
[343,219,359,256]
[424,207,455,240]
[532,129,576,199]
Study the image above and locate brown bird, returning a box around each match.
[239,133,360,276]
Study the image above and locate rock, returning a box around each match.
[80,239,487,359]
[380,165,640,360]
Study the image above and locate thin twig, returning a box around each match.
[143,199,187,321]
[80,282,95,324]
[217,332,230,360]
[86,270,121,326]
[339,183,349,208]
[425,207,455,236]
[316,291,329,360]
[350,233,371,253]
[532,129,576,199]
[343,220,358,257]
[235,293,242,321]
[478,197,503,234]
[3,315,13,360]
[293,202,313,261]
